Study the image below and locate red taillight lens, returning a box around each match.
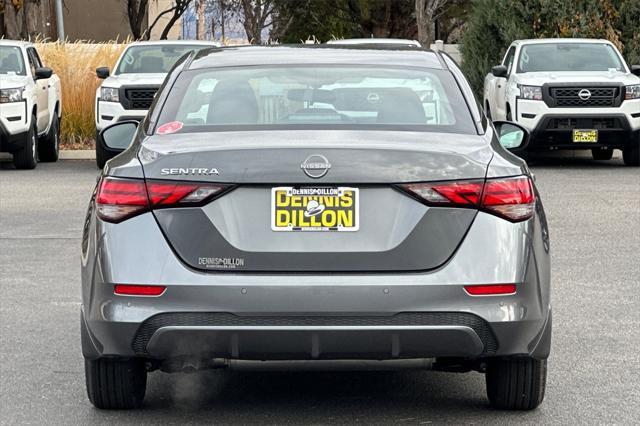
[146,181,227,206]
[481,176,535,222]
[96,178,148,223]
[398,176,535,222]
[96,177,230,223]
[114,284,166,296]
[399,180,483,207]
[464,284,516,296]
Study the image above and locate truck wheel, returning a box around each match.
[85,358,147,409]
[38,115,60,162]
[486,356,546,410]
[591,148,613,161]
[623,144,639,167]
[12,115,38,170]
[96,129,108,169]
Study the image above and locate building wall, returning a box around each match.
[63,0,133,41]
[148,0,182,40]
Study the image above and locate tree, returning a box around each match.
[196,0,206,39]
[238,0,275,44]
[272,0,418,43]
[127,0,149,40]
[415,0,450,47]
[2,0,54,40]
[617,0,640,65]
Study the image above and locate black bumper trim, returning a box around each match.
[528,113,636,149]
[132,312,499,357]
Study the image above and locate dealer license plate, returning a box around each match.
[573,129,598,143]
[271,187,359,232]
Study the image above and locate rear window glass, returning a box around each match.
[115,45,207,74]
[156,65,477,134]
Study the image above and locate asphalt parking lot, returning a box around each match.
[1,153,639,425]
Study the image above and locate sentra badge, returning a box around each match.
[160,167,219,176]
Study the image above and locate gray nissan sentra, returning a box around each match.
[81,45,551,410]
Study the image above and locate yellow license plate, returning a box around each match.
[271,187,359,232]
[573,129,598,143]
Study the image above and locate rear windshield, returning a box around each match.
[517,43,625,73]
[115,45,207,74]
[155,65,477,134]
[0,46,26,76]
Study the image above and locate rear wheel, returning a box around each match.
[12,115,38,170]
[591,148,613,161]
[85,358,147,409]
[38,114,60,162]
[486,356,546,410]
[623,144,639,167]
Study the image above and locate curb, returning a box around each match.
[60,150,95,160]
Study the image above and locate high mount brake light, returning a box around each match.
[398,176,535,222]
[96,177,230,223]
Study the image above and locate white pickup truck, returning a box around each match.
[94,40,217,167]
[484,38,640,166]
[0,40,62,169]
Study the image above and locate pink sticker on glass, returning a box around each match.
[156,121,184,135]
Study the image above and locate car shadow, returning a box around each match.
[84,369,546,423]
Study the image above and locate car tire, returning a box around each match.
[12,115,38,170]
[486,356,546,410]
[96,129,108,169]
[38,114,60,162]
[622,144,639,167]
[85,358,147,409]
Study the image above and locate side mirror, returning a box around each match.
[96,67,110,79]
[631,65,640,76]
[99,121,139,157]
[491,65,508,78]
[34,67,53,80]
[494,120,529,152]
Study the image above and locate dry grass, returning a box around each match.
[36,40,129,148]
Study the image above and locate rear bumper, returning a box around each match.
[81,211,552,363]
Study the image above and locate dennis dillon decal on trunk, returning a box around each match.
[198,257,245,269]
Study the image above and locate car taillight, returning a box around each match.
[397,176,535,222]
[400,180,484,207]
[481,177,535,222]
[96,178,148,223]
[96,177,230,223]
